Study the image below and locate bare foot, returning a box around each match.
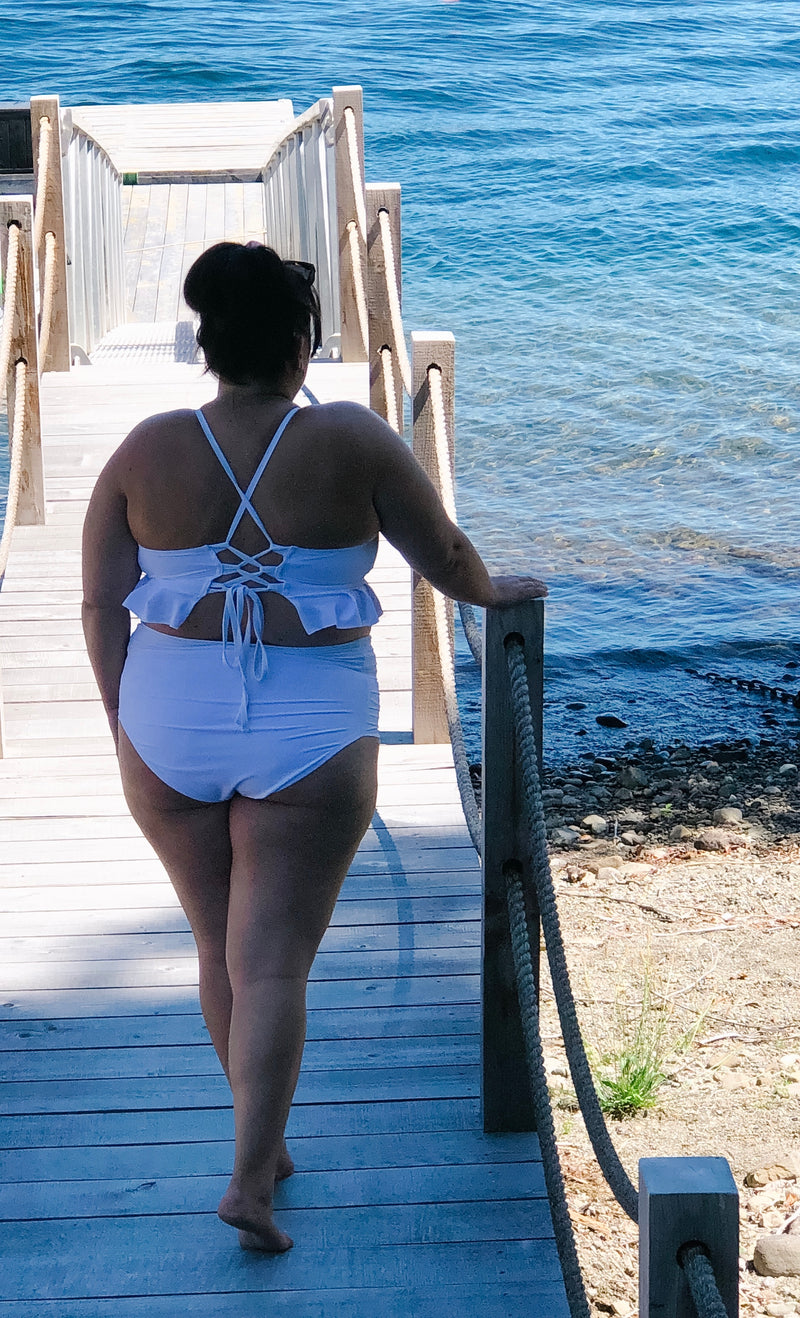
[275,1143,294,1182]
[218,1187,293,1253]
[238,1226,293,1252]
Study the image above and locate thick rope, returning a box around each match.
[379,345,400,433]
[678,1245,730,1318]
[346,220,369,354]
[343,106,367,243]
[0,361,28,577]
[505,637,640,1222]
[506,869,591,1318]
[458,601,483,665]
[427,365,457,520]
[432,588,482,852]
[33,116,52,253]
[38,230,57,369]
[377,208,412,396]
[425,366,484,667]
[0,224,21,403]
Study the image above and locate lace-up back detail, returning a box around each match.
[123,406,382,728]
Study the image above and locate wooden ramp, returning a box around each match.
[70,100,295,181]
[0,182,567,1310]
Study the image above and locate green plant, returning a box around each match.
[595,959,669,1118]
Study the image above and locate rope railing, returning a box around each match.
[32,115,52,253]
[379,345,400,433]
[376,207,412,396]
[0,361,28,577]
[678,1244,730,1318]
[38,230,57,369]
[505,634,640,1222]
[506,866,591,1318]
[346,219,370,354]
[0,224,21,402]
[343,106,367,244]
[432,588,482,851]
[425,361,484,849]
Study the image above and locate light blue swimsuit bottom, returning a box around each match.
[119,625,380,803]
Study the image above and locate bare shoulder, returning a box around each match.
[103,409,199,484]
[301,399,409,463]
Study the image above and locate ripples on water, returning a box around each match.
[3,0,798,757]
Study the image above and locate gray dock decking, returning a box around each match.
[0,103,568,1315]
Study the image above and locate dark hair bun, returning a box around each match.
[183,242,322,385]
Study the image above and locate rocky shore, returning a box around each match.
[525,730,800,1317]
[541,735,800,855]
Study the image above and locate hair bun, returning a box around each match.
[183,242,321,384]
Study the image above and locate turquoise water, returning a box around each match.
[3,0,799,756]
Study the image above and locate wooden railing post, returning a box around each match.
[0,197,45,525]
[639,1157,739,1318]
[482,600,544,1131]
[366,182,403,430]
[30,95,71,372]
[411,331,455,743]
[332,85,367,363]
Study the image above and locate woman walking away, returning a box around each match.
[82,242,547,1253]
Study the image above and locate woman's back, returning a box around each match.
[119,397,383,647]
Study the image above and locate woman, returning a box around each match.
[82,242,547,1253]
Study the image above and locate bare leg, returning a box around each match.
[118,728,234,1074]
[217,736,378,1252]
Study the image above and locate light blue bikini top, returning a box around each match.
[123,406,382,726]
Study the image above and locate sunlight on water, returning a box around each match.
[3,0,798,755]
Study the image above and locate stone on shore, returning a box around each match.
[669,824,693,841]
[713,806,743,825]
[745,1153,800,1187]
[753,1234,800,1278]
[582,814,608,836]
[552,827,581,846]
[695,827,738,851]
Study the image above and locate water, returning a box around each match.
[2,0,799,759]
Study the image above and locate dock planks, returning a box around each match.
[70,100,295,181]
[0,153,567,1314]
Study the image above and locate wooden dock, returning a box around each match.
[0,104,568,1315]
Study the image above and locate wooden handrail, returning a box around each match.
[0,197,45,525]
[333,86,367,363]
[30,95,71,372]
[366,182,403,431]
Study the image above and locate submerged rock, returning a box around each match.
[596,713,628,729]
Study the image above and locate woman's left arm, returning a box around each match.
[81,460,141,748]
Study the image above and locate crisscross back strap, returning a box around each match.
[195,407,301,544]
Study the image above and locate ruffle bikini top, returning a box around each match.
[123,406,382,726]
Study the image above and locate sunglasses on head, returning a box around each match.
[243,243,316,285]
[284,259,316,285]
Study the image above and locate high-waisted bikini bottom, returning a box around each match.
[118,625,380,803]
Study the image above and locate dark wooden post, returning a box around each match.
[482,600,544,1131]
[0,197,45,525]
[640,1158,739,1318]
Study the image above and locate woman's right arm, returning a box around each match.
[82,455,142,746]
[365,411,547,607]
